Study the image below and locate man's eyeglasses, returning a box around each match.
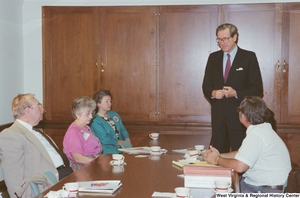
[216,37,232,43]
[30,103,43,109]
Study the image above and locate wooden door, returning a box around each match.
[280,3,300,124]
[221,4,281,121]
[98,6,157,122]
[158,5,219,122]
[43,7,100,121]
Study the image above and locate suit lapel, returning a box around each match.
[216,51,225,85]
[12,121,54,165]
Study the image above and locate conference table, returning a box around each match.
[36,134,240,198]
[137,134,212,152]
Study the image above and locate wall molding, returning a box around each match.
[1,121,300,134]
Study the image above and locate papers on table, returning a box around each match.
[172,149,188,154]
[173,148,207,155]
[172,160,220,168]
[78,180,122,194]
[119,146,167,154]
[44,190,69,198]
[119,146,151,154]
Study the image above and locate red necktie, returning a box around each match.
[224,53,231,83]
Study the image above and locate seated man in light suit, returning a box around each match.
[0,93,73,198]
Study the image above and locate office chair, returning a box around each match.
[29,171,57,196]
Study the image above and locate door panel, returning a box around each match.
[222,4,279,118]
[43,7,99,121]
[99,7,157,122]
[281,3,300,124]
[159,5,218,122]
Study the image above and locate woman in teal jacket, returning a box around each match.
[90,90,131,154]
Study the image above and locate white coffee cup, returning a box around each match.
[194,145,205,151]
[112,154,124,161]
[214,180,231,192]
[63,182,80,192]
[174,187,190,197]
[111,159,124,165]
[149,133,159,140]
[150,146,161,152]
[112,154,125,165]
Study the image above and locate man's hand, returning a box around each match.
[204,145,220,165]
[212,90,225,99]
[223,86,237,98]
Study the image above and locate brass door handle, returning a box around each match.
[101,62,104,72]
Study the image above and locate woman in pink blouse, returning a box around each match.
[63,96,102,171]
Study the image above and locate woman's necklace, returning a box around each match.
[98,112,108,119]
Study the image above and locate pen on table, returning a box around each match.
[189,161,206,164]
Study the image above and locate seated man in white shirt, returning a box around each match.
[204,96,291,193]
[0,93,73,198]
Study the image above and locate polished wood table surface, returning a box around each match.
[36,154,239,198]
[136,134,212,153]
[37,154,185,197]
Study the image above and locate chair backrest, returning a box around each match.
[30,171,58,196]
[282,179,288,193]
[29,182,40,196]
[286,164,300,193]
[44,171,58,184]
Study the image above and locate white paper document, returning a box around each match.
[119,146,167,154]
[119,146,151,154]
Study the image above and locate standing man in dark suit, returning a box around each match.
[202,23,263,153]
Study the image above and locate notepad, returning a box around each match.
[78,180,122,194]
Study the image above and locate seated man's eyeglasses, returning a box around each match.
[30,103,43,109]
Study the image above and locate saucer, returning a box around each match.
[68,192,78,197]
[170,195,194,198]
[149,149,167,154]
[212,187,233,193]
[150,151,164,155]
[160,149,168,154]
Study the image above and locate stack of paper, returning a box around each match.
[78,180,122,194]
[182,165,232,188]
